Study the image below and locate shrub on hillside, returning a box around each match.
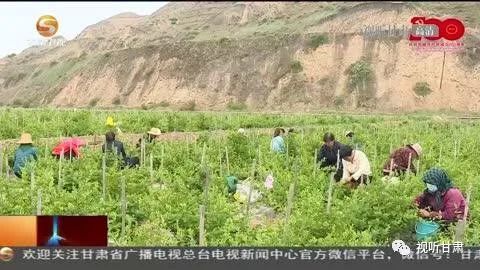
[413,82,432,97]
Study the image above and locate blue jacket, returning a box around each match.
[13,145,38,175]
[270,136,285,153]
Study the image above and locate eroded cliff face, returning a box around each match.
[0,2,479,112]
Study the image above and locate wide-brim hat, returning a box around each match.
[408,143,422,156]
[345,130,354,137]
[147,128,162,136]
[17,133,33,144]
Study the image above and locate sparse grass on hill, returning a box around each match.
[290,61,303,73]
[227,102,247,111]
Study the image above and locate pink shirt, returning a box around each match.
[415,188,466,221]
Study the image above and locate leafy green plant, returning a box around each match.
[345,58,374,92]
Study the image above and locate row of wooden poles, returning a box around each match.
[0,135,472,244]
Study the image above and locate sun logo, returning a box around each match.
[36,15,59,37]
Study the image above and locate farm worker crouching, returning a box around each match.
[414,167,466,222]
[102,131,127,161]
[102,132,139,168]
[137,127,162,148]
[317,132,344,181]
[345,131,363,151]
[13,133,38,178]
[52,138,86,160]
[383,143,422,176]
[338,145,372,188]
[270,128,286,154]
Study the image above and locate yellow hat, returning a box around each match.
[106,116,115,128]
[147,128,162,136]
[17,133,33,144]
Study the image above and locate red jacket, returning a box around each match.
[52,138,86,158]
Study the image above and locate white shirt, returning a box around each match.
[342,150,372,181]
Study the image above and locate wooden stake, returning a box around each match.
[407,153,412,176]
[454,186,471,242]
[199,205,206,246]
[439,51,446,90]
[439,144,443,163]
[245,159,257,217]
[386,157,393,177]
[121,177,127,240]
[31,170,35,214]
[5,156,9,179]
[102,155,106,201]
[140,138,145,167]
[160,145,165,171]
[44,143,48,159]
[58,149,64,190]
[326,172,335,214]
[284,182,296,237]
[0,144,3,176]
[225,147,230,176]
[37,190,42,215]
[201,143,206,165]
[454,140,458,159]
[149,153,154,182]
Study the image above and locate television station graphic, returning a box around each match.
[408,16,466,52]
[36,15,59,38]
[0,216,108,247]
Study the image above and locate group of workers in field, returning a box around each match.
[11,116,163,179]
[10,122,467,236]
[270,128,467,226]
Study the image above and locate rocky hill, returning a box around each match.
[0,1,479,112]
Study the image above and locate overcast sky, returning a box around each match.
[0,1,168,58]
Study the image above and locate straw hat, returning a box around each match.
[408,143,423,156]
[345,130,354,137]
[147,128,162,136]
[17,133,33,144]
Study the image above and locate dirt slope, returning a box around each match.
[0,2,479,112]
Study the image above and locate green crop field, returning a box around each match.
[0,108,479,246]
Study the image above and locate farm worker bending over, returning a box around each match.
[52,138,86,160]
[270,128,286,153]
[338,145,372,188]
[137,127,162,148]
[345,131,363,150]
[383,143,422,176]
[102,131,127,161]
[317,132,344,181]
[414,167,466,222]
[103,132,139,168]
[13,133,38,178]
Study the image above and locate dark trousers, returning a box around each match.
[14,171,22,178]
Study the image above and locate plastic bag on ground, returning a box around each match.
[234,181,262,203]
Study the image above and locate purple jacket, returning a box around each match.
[415,188,466,221]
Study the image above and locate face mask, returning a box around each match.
[426,183,438,193]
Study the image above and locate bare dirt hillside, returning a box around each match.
[0,2,479,112]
